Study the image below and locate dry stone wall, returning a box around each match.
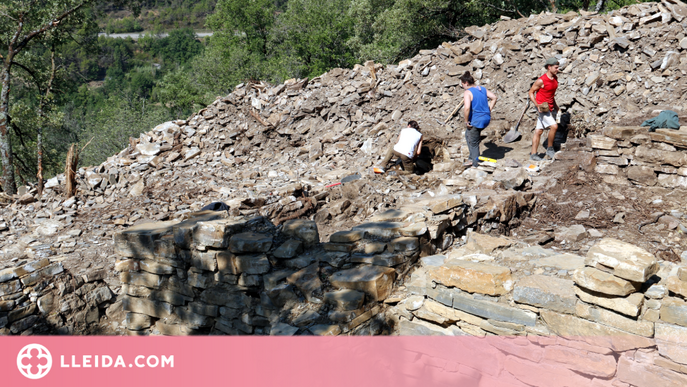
[391,234,687,386]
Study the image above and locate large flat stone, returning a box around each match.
[398,318,456,336]
[585,238,658,282]
[656,322,687,365]
[350,252,407,267]
[324,289,365,311]
[352,222,403,239]
[541,310,655,352]
[122,296,173,318]
[369,209,411,222]
[329,230,365,243]
[602,126,647,140]
[329,265,396,301]
[452,292,536,326]
[667,276,687,298]
[282,219,319,246]
[617,351,687,387]
[576,302,654,337]
[229,232,272,253]
[286,263,321,301]
[531,253,585,270]
[428,260,512,296]
[232,254,271,275]
[115,220,177,258]
[0,279,22,296]
[193,218,248,248]
[574,286,643,317]
[635,145,687,167]
[513,275,576,313]
[660,297,687,327]
[272,239,303,259]
[120,271,163,289]
[650,129,687,148]
[172,211,226,249]
[573,267,640,296]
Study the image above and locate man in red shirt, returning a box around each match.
[529,58,559,161]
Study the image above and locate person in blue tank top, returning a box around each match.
[461,71,498,167]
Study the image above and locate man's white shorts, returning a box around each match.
[536,109,558,130]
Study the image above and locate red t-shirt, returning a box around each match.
[535,73,558,106]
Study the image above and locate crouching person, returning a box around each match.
[376,121,423,175]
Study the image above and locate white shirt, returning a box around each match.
[393,128,422,158]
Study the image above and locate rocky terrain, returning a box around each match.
[3,1,687,385]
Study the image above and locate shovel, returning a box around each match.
[503,100,530,143]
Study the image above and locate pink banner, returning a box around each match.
[1,336,634,386]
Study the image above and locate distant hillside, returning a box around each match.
[101,0,216,33]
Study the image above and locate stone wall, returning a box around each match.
[390,235,687,386]
[0,259,116,335]
[590,126,687,192]
[114,210,424,335]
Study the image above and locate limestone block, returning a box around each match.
[282,219,319,246]
[286,263,321,301]
[273,239,303,259]
[172,211,225,249]
[586,238,658,282]
[576,302,654,337]
[541,310,654,352]
[617,351,687,387]
[193,218,247,248]
[555,225,587,242]
[120,271,163,289]
[138,260,175,275]
[388,237,419,253]
[20,262,64,287]
[656,322,687,365]
[232,254,270,275]
[115,220,177,258]
[0,279,22,296]
[492,168,529,190]
[660,297,687,327]
[428,260,513,296]
[190,250,218,271]
[270,323,299,336]
[122,296,172,318]
[370,209,411,222]
[667,276,687,298]
[309,324,341,336]
[451,292,536,326]
[324,289,365,311]
[635,145,687,167]
[329,230,365,243]
[588,135,618,150]
[513,275,577,313]
[397,319,455,335]
[330,265,396,301]
[574,286,643,317]
[199,284,247,308]
[352,222,404,239]
[228,232,272,253]
[627,166,657,186]
[350,252,407,267]
[573,267,640,296]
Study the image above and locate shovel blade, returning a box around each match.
[503,129,521,143]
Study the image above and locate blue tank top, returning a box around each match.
[468,86,491,129]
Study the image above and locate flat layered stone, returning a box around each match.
[513,275,577,313]
[602,126,647,140]
[232,254,271,275]
[532,253,585,270]
[429,260,513,296]
[193,218,248,248]
[585,238,658,282]
[573,267,640,296]
[125,313,152,330]
[309,324,341,336]
[541,310,654,352]
[576,302,654,337]
[190,250,218,271]
[172,211,226,249]
[574,286,643,317]
[588,135,618,150]
[115,220,178,258]
[0,279,22,296]
[324,289,365,311]
[650,129,687,148]
[451,292,536,326]
[660,297,687,327]
[120,271,163,289]
[282,219,319,246]
[330,265,396,301]
[388,237,419,253]
[0,267,26,283]
[617,351,687,387]
[352,222,403,239]
[656,322,687,365]
[350,252,407,267]
[667,276,687,298]
[369,209,411,222]
[398,318,456,336]
[635,145,687,167]
[272,239,303,259]
[329,230,365,243]
[228,232,272,253]
[122,296,173,318]
[286,263,321,301]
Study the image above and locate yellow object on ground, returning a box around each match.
[373,167,384,174]
[478,156,497,163]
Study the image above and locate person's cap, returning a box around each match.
[545,57,559,67]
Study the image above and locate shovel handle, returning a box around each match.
[513,100,530,131]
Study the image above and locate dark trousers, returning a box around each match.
[380,147,414,173]
[465,127,482,166]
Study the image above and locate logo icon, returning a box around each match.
[17,344,52,379]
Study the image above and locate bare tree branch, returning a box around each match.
[14,1,90,54]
